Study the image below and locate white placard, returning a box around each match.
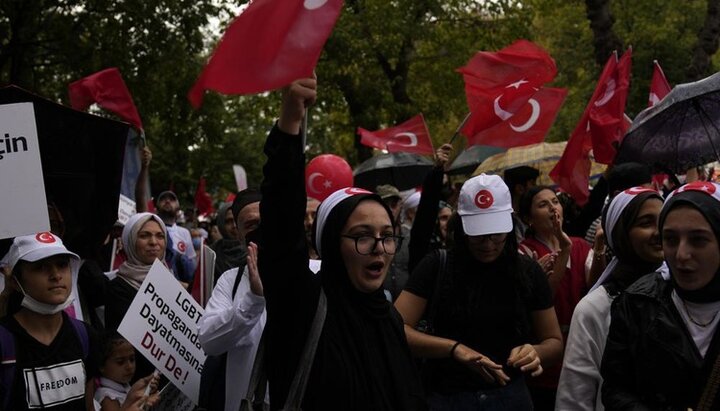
[233,164,247,191]
[118,260,206,404]
[0,103,49,239]
[117,194,136,225]
[154,382,195,411]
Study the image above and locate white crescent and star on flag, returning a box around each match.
[390,132,419,147]
[304,0,328,10]
[594,79,616,107]
[492,78,542,132]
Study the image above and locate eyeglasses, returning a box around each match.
[341,235,404,255]
[472,233,508,243]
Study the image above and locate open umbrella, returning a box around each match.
[446,145,506,176]
[353,152,433,191]
[616,71,720,174]
[473,141,605,185]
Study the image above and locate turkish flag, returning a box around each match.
[68,68,143,131]
[466,87,567,148]
[588,49,632,164]
[194,177,214,216]
[358,114,434,155]
[550,49,631,205]
[188,0,343,108]
[458,40,558,136]
[648,60,671,107]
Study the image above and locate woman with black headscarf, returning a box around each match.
[556,187,664,410]
[601,181,720,409]
[210,202,246,284]
[257,78,426,410]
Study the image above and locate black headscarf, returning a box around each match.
[306,193,426,411]
[602,191,664,295]
[659,189,720,303]
[210,202,246,283]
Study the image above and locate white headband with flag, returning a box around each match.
[314,187,372,257]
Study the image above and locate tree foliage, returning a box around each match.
[1,0,720,207]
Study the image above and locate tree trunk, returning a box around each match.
[585,0,624,66]
[687,0,720,81]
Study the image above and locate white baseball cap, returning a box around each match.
[457,174,513,236]
[1,232,79,273]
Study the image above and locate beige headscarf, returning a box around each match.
[119,212,167,289]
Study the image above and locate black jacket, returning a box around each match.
[601,273,720,410]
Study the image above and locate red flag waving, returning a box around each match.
[648,60,671,107]
[588,49,632,164]
[467,87,567,148]
[188,0,344,108]
[550,49,632,205]
[358,114,434,155]
[194,177,214,216]
[68,68,143,131]
[458,40,558,136]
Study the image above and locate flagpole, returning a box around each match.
[302,108,309,152]
[449,112,472,144]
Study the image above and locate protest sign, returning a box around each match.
[118,194,136,225]
[155,382,195,411]
[118,260,206,404]
[0,103,49,239]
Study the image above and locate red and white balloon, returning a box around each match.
[305,154,353,201]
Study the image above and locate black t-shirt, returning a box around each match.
[404,250,553,394]
[0,312,100,410]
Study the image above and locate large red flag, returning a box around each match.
[588,49,632,164]
[358,114,434,155]
[68,68,143,131]
[466,87,567,148]
[550,49,631,205]
[648,60,671,107]
[188,0,343,108]
[458,40,558,136]
[194,177,214,216]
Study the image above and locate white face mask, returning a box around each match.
[15,278,74,315]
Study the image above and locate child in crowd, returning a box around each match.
[95,332,160,410]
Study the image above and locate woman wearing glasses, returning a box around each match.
[257,77,426,411]
[395,174,563,410]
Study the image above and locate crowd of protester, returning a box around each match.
[1,75,720,411]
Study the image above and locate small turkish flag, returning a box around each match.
[68,68,143,131]
[648,60,671,107]
[466,87,567,148]
[188,0,343,108]
[358,114,434,155]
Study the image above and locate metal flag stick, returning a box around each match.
[449,112,472,144]
[302,108,309,152]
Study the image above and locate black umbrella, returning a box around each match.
[447,145,506,176]
[353,152,433,191]
[616,71,720,174]
[0,85,129,258]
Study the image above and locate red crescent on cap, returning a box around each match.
[474,190,494,209]
[35,232,56,244]
[177,241,187,252]
[344,187,372,195]
[676,181,717,195]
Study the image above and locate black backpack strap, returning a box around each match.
[0,324,15,411]
[425,249,447,334]
[232,264,246,298]
[283,288,327,410]
[68,318,89,359]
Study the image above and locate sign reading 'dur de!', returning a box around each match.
[118,260,207,404]
[0,103,50,239]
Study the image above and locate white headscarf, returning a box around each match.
[119,212,167,289]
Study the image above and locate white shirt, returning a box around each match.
[556,286,613,411]
[198,267,266,411]
[671,291,720,358]
[167,223,198,267]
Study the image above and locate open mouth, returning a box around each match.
[365,261,385,277]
